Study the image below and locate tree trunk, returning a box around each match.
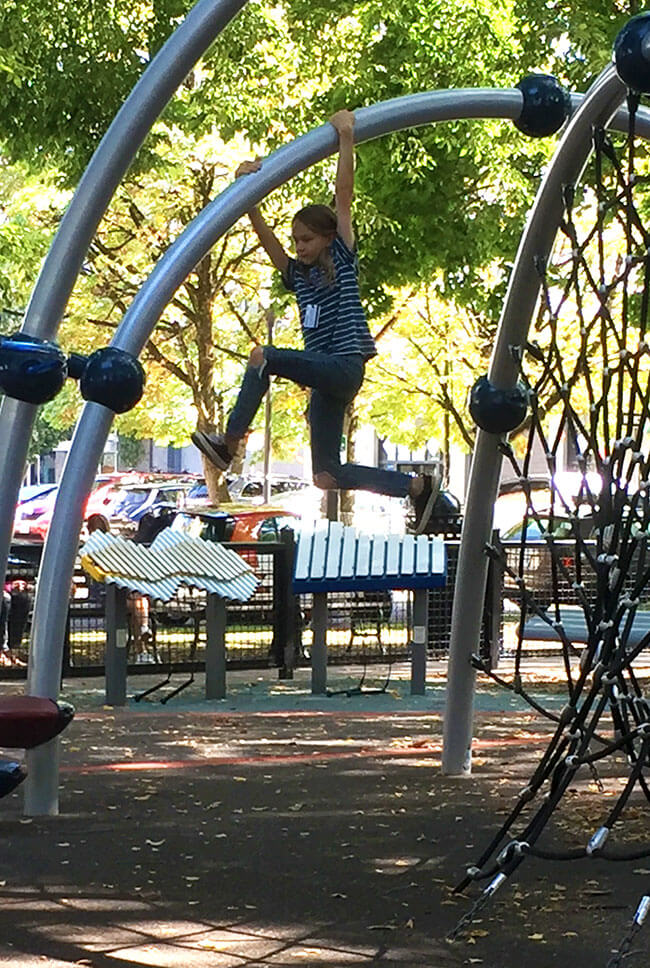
[202,461,230,505]
[340,403,357,526]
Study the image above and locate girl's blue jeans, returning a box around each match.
[226,347,413,498]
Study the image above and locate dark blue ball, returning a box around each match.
[0,760,27,799]
[469,376,528,434]
[515,74,571,137]
[80,347,145,413]
[0,333,67,404]
[614,13,650,93]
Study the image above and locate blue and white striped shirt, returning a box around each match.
[282,236,377,360]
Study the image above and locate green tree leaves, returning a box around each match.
[0,0,638,478]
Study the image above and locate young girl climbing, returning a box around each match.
[192,109,439,533]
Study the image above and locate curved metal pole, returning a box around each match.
[0,0,247,606]
[441,63,627,775]
[25,88,524,814]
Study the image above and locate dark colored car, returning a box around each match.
[500,511,597,609]
[427,489,463,535]
[109,481,197,531]
[405,488,463,537]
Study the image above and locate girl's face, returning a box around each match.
[291,219,334,265]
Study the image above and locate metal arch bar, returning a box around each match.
[0,0,248,615]
[441,63,627,775]
[25,87,525,814]
[112,88,526,356]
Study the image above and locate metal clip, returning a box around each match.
[486,872,507,896]
[587,826,609,855]
[634,895,650,926]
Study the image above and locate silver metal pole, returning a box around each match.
[263,311,273,505]
[441,64,628,775]
[23,404,113,815]
[410,588,429,695]
[0,0,248,605]
[205,593,227,699]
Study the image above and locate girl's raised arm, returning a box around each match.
[236,160,289,273]
[329,110,356,249]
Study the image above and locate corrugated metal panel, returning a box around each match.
[80,531,258,602]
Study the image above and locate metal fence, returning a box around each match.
[426,541,500,663]
[2,539,413,678]
[9,536,602,680]
[498,537,650,656]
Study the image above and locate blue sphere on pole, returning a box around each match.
[469,376,528,434]
[0,334,68,404]
[0,760,27,799]
[79,347,145,413]
[614,13,650,93]
[514,74,571,137]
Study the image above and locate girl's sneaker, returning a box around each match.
[191,431,233,470]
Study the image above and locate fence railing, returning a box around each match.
[8,535,601,681]
[2,537,415,678]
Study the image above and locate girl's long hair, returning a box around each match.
[293,204,337,285]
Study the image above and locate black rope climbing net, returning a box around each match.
[452,95,650,964]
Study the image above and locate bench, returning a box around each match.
[293,522,447,694]
[521,606,650,647]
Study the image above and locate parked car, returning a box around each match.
[228,475,311,505]
[500,509,600,609]
[85,473,146,520]
[14,473,149,542]
[404,488,463,537]
[501,513,594,543]
[184,480,210,506]
[16,483,58,505]
[493,471,602,534]
[13,486,59,539]
[109,480,197,533]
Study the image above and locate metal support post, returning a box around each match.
[275,529,298,680]
[205,593,227,700]
[310,594,328,695]
[311,491,338,695]
[23,740,61,817]
[410,588,429,695]
[105,584,128,707]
